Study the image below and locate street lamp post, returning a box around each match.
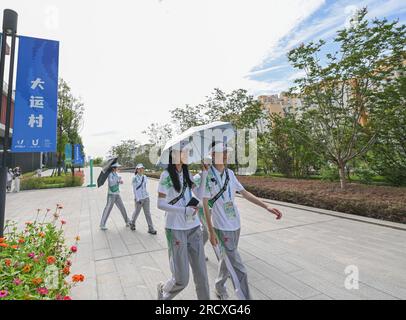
[0,9,18,237]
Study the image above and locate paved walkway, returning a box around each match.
[4,167,406,300]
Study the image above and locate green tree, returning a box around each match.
[288,8,405,189]
[370,73,406,185]
[56,79,84,176]
[143,123,174,146]
[267,113,322,177]
[108,139,139,167]
[92,157,104,167]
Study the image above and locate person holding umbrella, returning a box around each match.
[156,142,210,300]
[130,163,157,234]
[100,163,131,230]
[202,142,283,300]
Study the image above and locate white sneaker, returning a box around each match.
[157,282,164,300]
[100,226,108,231]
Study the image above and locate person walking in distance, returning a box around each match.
[202,142,283,300]
[156,143,210,300]
[130,163,157,235]
[13,167,21,193]
[100,163,131,230]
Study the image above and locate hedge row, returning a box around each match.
[21,176,84,191]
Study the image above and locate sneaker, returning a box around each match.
[148,230,157,235]
[130,224,136,231]
[157,282,164,300]
[214,288,229,300]
[100,226,108,231]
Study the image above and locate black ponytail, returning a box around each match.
[167,150,193,193]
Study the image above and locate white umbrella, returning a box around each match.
[156,121,234,167]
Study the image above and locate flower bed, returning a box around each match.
[0,205,84,300]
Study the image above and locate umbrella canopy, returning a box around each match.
[97,157,118,188]
[157,121,234,167]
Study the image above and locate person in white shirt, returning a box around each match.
[156,143,210,300]
[6,168,13,192]
[13,167,21,193]
[100,163,130,230]
[203,142,283,300]
[130,163,157,235]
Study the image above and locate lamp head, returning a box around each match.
[3,9,18,35]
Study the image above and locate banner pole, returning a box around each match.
[0,9,18,237]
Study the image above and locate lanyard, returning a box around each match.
[211,167,232,200]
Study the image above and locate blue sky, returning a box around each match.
[247,0,406,95]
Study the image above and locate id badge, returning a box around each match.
[224,202,237,219]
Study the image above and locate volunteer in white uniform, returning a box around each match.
[13,167,21,193]
[203,142,283,300]
[156,143,210,300]
[130,163,157,234]
[100,163,130,230]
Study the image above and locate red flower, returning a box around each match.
[63,296,72,300]
[66,260,72,267]
[37,287,49,295]
[61,220,67,225]
[0,237,5,243]
[63,266,70,275]
[70,246,77,253]
[4,259,11,267]
[47,256,56,265]
[72,274,85,282]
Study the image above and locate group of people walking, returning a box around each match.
[6,166,22,193]
[99,141,283,300]
[100,163,157,234]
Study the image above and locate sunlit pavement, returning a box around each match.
[5,167,406,300]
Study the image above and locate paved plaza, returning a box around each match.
[4,168,406,300]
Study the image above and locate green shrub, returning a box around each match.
[353,167,376,185]
[21,176,83,191]
[319,165,340,182]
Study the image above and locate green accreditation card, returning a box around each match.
[224,202,237,219]
[109,185,119,193]
[208,199,214,209]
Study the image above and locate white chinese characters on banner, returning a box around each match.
[28,78,45,130]
[30,96,44,109]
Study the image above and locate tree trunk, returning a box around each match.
[338,161,347,189]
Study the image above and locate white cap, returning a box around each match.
[111,163,121,168]
[136,163,145,169]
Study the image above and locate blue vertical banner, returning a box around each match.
[11,35,59,153]
[65,144,72,166]
[73,144,84,166]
